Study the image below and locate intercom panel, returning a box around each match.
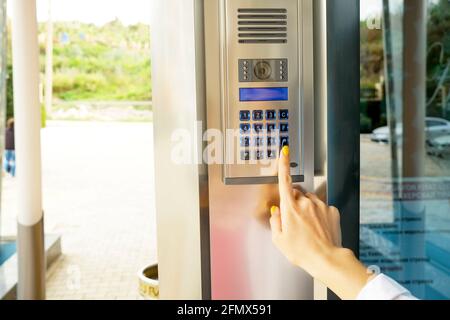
[220,0,305,184]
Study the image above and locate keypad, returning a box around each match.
[238,109,290,161]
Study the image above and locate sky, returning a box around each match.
[360,0,382,19]
[6,0,381,25]
[8,0,152,25]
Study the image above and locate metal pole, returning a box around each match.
[11,0,45,300]
[403,1,426,177]
[401,0,427,299]
[442,86,447,119]
[0,0,6,217]
[44,0,53,116]
[382,0,400,191]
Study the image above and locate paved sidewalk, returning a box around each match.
[1,121,157,299]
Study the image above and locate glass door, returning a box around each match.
[360,0,450,299]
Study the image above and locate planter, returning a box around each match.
[138,264,159,300]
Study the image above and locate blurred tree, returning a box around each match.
[6,63,13,120]
[360,0,450,120]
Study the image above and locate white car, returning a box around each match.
[371,117,450,143]
[427,135,450,158]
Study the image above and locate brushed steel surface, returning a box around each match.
[312,0,328,300]
[151,0,208,300]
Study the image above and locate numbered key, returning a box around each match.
[240,123,251,134]
[240,136,250,147]
[265,110,277,120]
[279,109,289,120]
[280,123,289,133]
[240,150,250,161]
[239,110,251,121]
[253,123,264,134]
[280,136,289,148]
[252,110,264,121]
[267,149,277,159]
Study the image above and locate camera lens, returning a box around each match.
[254,61,272,80]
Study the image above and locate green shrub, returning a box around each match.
[360,113,373,133]
[41,104,47,128]
[53,73,75,93]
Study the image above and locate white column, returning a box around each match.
[44,0,53,117]
[11,0,45,299]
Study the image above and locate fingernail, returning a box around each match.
[270,206,278,215]
[282,146,289,157]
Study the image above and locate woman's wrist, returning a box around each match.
[310,247,372,300]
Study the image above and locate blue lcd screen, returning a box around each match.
[239,87,288,102]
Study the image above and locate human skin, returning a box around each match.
[270,146,373,300]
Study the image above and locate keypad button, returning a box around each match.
[267,123,277,133]
[267,149,277,159]
[240,123,251,134]
[280,136,289,148]
[265,110,276,120]
[239,110,251,121]
[252,110,264,121]
[254,137,264,147]
[280,123,289,133]
[253,123,264,134]
[267,137,277,147]
[255,150,264,160]
[240,150,250,161]
[279,109,289,120]
[240,137,250,147]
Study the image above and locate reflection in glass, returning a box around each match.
[0,0,7,258]
[360,0,450,299]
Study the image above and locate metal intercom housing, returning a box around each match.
[220,0,308,185]
[204,0,315,299]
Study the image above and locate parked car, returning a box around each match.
[427,134,450,158]
[371,117,450,143]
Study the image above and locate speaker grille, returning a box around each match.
[237,8,287,44]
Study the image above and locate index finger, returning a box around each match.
[278,146,295,201]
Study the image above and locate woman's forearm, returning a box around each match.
[311,248,373,300]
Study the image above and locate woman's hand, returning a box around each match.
[270,146,372,300]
